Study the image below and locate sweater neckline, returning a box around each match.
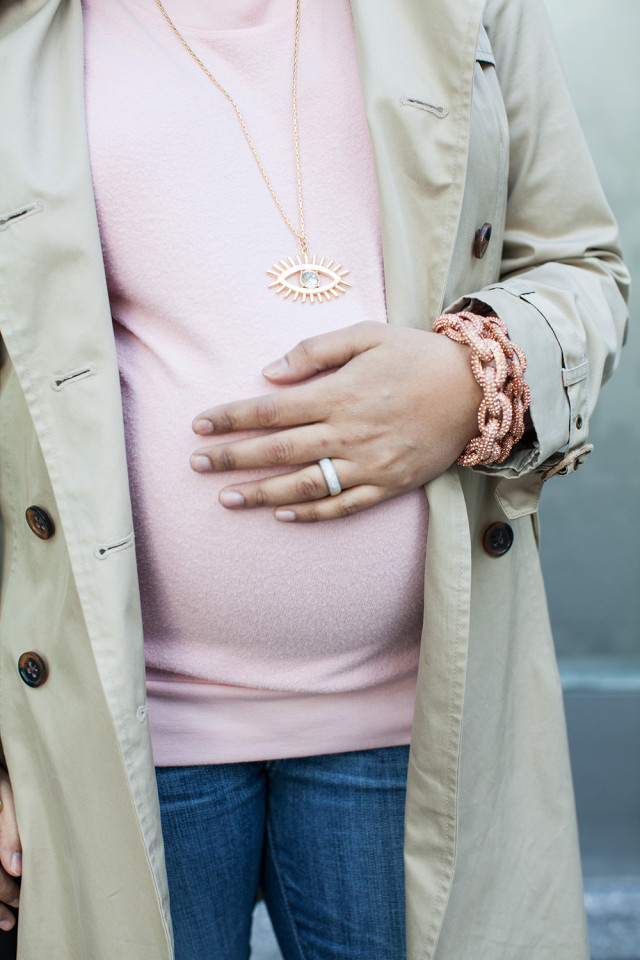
[120,0,297,37]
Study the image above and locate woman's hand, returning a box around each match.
[0,767,21,932]
[191,322,482,522]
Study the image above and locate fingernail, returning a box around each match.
[11,852,21,876]
[0,919,14,931]
[193,419,214,435]
[262,356,289,378]
[275,509,296,522]
[190,455,212,472]
[220,491,245,507]
[9,898,19,908]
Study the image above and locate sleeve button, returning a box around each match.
[575,415,583,430]
[18,652,49,688]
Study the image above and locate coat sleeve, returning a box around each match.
[447,0,630,480]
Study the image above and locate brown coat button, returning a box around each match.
[483,522,514,557]
[25,506,55,540]
[18,652,49,688]
[474,223,493,260]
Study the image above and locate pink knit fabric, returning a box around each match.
[82,0,428,763]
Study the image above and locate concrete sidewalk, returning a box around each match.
[250,878,640,960]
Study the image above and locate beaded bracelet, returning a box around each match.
[433,310,531,466]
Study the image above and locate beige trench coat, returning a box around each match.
[0,0,629,957]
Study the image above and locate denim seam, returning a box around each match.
[265,818,308,960]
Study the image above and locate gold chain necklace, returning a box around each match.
[153,0,351,304]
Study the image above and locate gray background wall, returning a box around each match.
[540,0,640,891]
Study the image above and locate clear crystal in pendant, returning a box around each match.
[300,270,319,289]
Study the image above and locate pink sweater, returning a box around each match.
[82,0,429,764]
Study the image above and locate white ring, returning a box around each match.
[318,458,342,496]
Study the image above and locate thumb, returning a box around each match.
[262,321,383,383]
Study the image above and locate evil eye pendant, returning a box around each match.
[267,254,351,303]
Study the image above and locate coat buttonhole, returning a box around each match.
[52,365,97,391]
[0,201,43,231]
[95,533,135,560]
[400,97,449,118]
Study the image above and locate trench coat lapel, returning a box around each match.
[0,0,171,931]
[349,0,484,328]
[0,0,146,715]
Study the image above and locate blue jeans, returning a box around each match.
[156,745,409,960]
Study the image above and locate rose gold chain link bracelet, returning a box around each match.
[433,310,531,466]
